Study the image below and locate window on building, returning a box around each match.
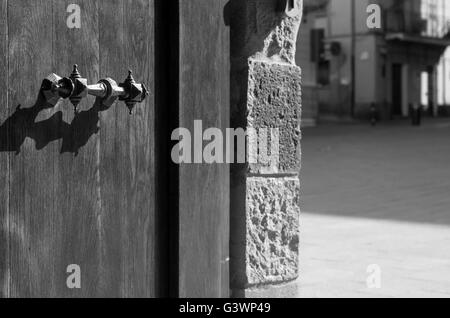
[310,28,330,86]
[317,61,330,86]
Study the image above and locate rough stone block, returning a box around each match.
[232,278,301,298]
[227,0,303,65]
[247,59,302,174]
[244,176,300,286]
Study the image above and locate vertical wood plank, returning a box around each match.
[7,0,101,297]
[178,0,230,298]
[3,0,159,297]
[99,0,157,297]
[0,0,9,298]
[7,0,56,297]
[52,0,100,297]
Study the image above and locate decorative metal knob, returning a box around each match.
[40,65,87,113]
[119,70,148,114]
[41,73,73,107]
[69,64,89,112]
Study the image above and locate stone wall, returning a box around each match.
[227,0,303,297]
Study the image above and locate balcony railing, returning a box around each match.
[384,9,450,39]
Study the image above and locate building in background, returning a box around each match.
[297,0,450,125]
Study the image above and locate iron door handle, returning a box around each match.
[41,65,148,114]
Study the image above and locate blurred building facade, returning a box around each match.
[297,0,450,125]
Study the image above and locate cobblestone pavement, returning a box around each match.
[299,119,450,298]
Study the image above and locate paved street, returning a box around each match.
[299,119,450,298]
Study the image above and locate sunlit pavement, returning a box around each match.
[299,119,450,298]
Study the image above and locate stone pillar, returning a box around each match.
[227,0,303,297]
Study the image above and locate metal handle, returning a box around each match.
[41,65,148,114]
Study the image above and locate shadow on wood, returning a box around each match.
[0,90,107,156]
[59,100,106,156]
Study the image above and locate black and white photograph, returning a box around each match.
[0,0,449,305]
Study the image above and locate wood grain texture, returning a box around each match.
[52,0,100,297]
[178,0,230,298]
[6,0,100,297]
[8,0,57,297]
[0,0,9,298]
[4,0,158,297]
[1,0,229,298]
[99,0,157,297]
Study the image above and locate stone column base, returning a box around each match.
[232,278,300,298]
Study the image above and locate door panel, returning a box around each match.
[98,0,156,297]
[0,0,9,298]
[52,0,101,298]
[1,0,158,297]
[8,0,59,297]
[178,0,230,298]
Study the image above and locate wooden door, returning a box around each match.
[0,0,230,298]
[0,0,162,297]
[177,0,230,298]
